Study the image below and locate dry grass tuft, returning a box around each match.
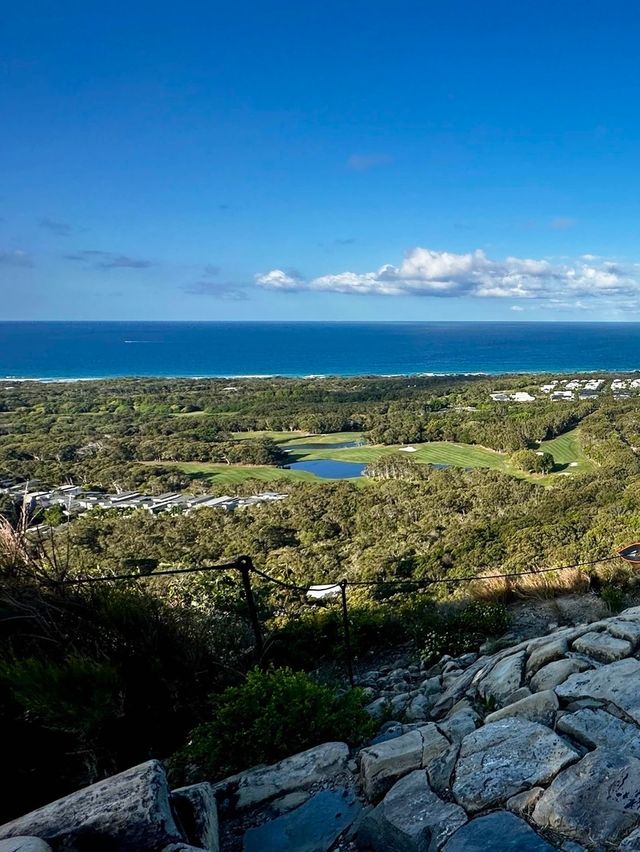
[469,566,591,602]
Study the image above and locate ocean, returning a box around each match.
[1,321,640,379]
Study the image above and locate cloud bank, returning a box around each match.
[256,247,640,307]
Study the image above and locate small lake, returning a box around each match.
[286,459,367,479]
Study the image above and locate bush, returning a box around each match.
[458,600,510,635]
[511,449,555,473]
[170,667,376,783]
[600,584,625,614]
[421,601,510,664]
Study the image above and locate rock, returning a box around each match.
[572,630,632,662]
[217,742,349,812]
[505,686,532,704]
[620,828,640,850]
[163,846,206,852]
[506,787,544,817]
[426,744,459,796]
[556,708,640,757]
[0,841,52,852]
[441,669,464,690]
[484,690,558,727]
[455,653,478,669]
[357,769,467,852]
[607,618,640,648]
[0,760,183,851]
[171,783,219,852]
[405,694,430,722]
[359,723,449,801]
[390,693,410,716]
[476,650,526,707]
[533,748,640,845]
[529,657,591,692]
[267,790,310,816]
[560,843,587,852]
[554,594,607,625]
[365,698,390,720]
[421,677,442,697]
[452,718,578,812]
[242,788,361,852]
[437,700,479,744]
[526,637,568,675]
[555,658,640,724]
[442,811,556,851]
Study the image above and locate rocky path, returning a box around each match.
[7,597,640,850]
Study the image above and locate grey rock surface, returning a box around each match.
[529,658,591,693]
[556,708,640,757]
[0,760,183,851]
[484,689,558,727]
[452,718,578,812]
[221,742,349,812]
[606,618,640,647]
[358,769,467,852]
[572,630,632,662]
[359,724,449,801]
[243,788,360,852]
[436,700,479,744]
[526,637,568,675]
[620,828,640,850]
[555,658,640,724]
[442,811,556,852]
[533,748,640,845]
[171,782,219,852]
[506,787,545,817]
[475,650,526,707]
[0,841,52,852]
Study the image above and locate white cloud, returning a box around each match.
[255,246,640,307]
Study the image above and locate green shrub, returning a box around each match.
[170,667,376,783]
[421,601,510,664]
[458,601,510,635]
[422,626,484,663]
[600,584,625,614]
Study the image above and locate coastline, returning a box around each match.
[3,367,640,383]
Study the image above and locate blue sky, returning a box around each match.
[3,0,640,321]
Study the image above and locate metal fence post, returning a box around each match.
[237,555,264,659]
[339,579,355,687]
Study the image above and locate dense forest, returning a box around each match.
[1,374,640,822]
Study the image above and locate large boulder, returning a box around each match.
[442,811,556,851]
[0,760,184,852]
[556,708,640,757]
[529,658,591,693]
[555,658,640,724]
[359,724,449,801]
[452,718,578,812]
[484,690,558,727]
[216,742,349,812]
[526,637,568,675]
[475,651,526,707]
[243,788,361,852]
[357,770,467,851]
[572,631,632,663]
[171,783,219,852]
[533,748,640,846]
[0,761,183,851]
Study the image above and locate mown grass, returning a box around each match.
[162,428,592,486]
[539,430,595,475]
[173,462,318,485]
